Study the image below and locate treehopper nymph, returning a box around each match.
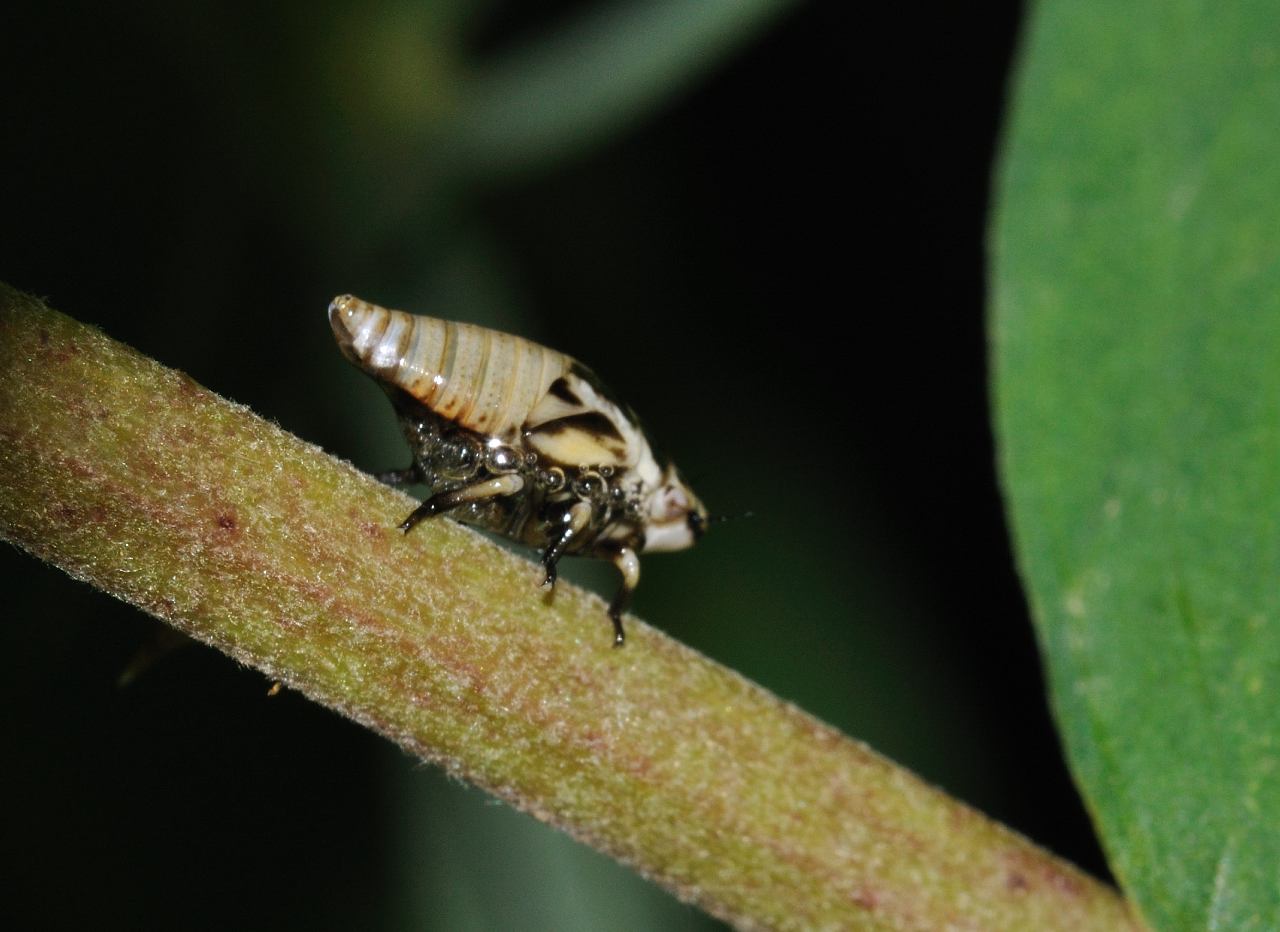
[329,295,709,645]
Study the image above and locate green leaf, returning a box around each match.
[992,2,1280,928]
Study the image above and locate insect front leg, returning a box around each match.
[539,500,594,590]
[607,546,640,647]
[398,474,525,533]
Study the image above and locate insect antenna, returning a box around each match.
[707,510,753,524]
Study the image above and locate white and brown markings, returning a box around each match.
[329,295,709,645]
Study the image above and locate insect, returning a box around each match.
[329,294,709,646]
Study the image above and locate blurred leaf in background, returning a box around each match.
[995,0,1280,927]
[1,2,1101,929]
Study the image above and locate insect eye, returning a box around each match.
[686,510,706,538]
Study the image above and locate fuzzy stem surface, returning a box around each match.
[0,284,1143,931]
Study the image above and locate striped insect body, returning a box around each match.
[329,295,708,645]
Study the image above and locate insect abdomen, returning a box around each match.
[329,295,569,440]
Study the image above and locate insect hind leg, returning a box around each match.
[399,474,525,533]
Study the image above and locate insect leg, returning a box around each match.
[399,474,525,533]
[375,465,423,487]
[539,500,594,590]
[607,546,640,647]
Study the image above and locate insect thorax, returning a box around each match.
[388,389,648,554]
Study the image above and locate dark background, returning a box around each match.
[1,2,1106,929]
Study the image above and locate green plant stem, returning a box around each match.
[445,0,802,180]
[0,283,1142,931]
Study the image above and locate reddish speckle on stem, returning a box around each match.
[216,512,238,531]
[852,888,879,910]
[54,502,108,526]
[176,373,203,397]
[1002,848,1086,898]
[1048,869,1084,897]
[38,328,50,345]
